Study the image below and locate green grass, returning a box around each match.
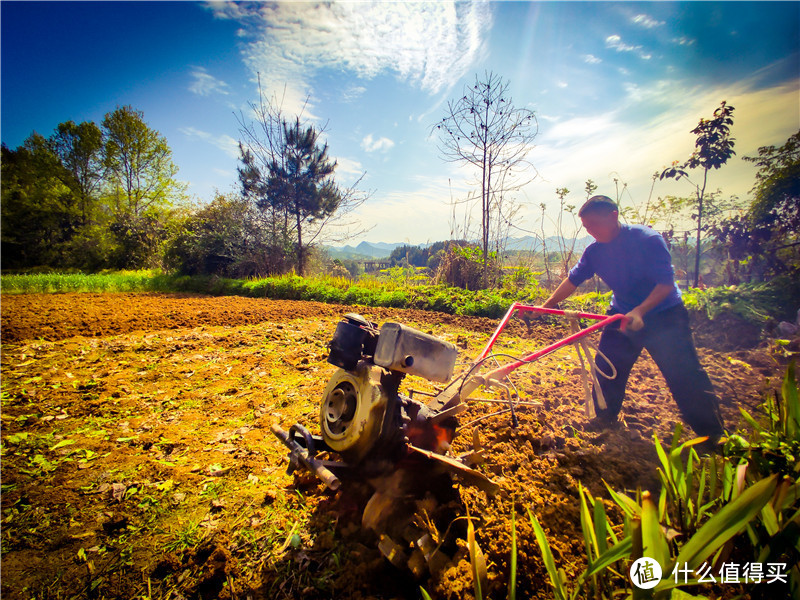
[3,270,797,323]
[1,270,168,294]
[0,270,553,318]
[682,276,800,323]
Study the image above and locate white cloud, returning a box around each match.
[632,14,664,29]
[188,67,230,96]
[672,36,696,47]
[332,156,365,183]
[343,78,800,243]
[583,54,602,64]
[606,35,639,53]
[361,134,395,153]
[605,35,652,61]
[180,127,240,159]
[350,178,462,244]
[524,78,800,234]
[342,85,367,102]
[210,1,492,117]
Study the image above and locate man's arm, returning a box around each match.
[625,283,674,330]
[542,278,577,308]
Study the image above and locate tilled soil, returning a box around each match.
[0,293,790,599]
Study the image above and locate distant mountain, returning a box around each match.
[504,235,594,253]
[325,236,593,259]
[325,241,407,259]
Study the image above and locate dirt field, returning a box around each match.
[0,293,790,599]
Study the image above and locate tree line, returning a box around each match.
[2,106,184,271]
[2,75,798,292]
[2,89,367,277]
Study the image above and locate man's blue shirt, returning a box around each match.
[568,224,682,314]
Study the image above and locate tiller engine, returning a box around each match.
[271,305,625,574]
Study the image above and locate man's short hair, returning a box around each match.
[578,195,618,217]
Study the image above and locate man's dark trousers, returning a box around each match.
[592,304,724,438]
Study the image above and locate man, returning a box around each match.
[541,195,724,441]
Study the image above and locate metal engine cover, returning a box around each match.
[319,362,390,463]
[373,323,458,383]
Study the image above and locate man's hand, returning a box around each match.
[542,278,577,309]
[625,309,645,331]
[624,284,674,331]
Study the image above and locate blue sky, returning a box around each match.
[2,1,799,245]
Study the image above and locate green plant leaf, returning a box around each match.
[641,491,670,572]
[653,435,672,489]
[50,440,75,452]
[604,481,642,519]
[781,360,799,439]
[579,484,598,563]
[584,536,633,578]
[6,432,29,444]
[508,506,517,600]
[467,515,486,600]
[673,474,779,571]
[593,498,609,557]
[739,406,764,433]
[528,509,568,600]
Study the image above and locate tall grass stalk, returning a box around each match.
[508,505,517,600]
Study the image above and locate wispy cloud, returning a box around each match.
[632,14,664,29]
[188,67,230,96]
[209,2,492,117]
[179,126,240,159]
[361,134,395,153]
[672,36,696,47]
[331,156,365,182]
[605,34,640,53]
[342,85,367,103]
[583,54,602,64]
[605,35,652,60]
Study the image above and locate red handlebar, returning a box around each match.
[475,303,626,380]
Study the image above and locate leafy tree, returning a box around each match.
[238,144,295,273]
[1,136,74,268]
[102,106,185,268]
[711,129,800,281]
[661,101,736,286]
[165,193,275,277]
[745,129,800,224]
[433,71,538,285]
[2,108,185,271]
[102,105,184,219]
[389,241,471,270]
[49,120,104,226]
[389,244,427,267]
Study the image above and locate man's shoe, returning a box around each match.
[695,435,724,456]
[583,415,621,433]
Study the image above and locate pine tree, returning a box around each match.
[266,118,341,276]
